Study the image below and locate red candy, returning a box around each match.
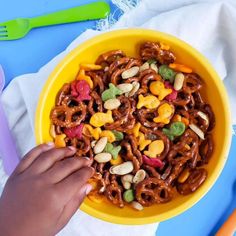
[71,80,91,101]
[164,81,177,101]
[64,123,84,139]
[142,155,164,168]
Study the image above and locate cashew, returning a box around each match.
[174,73,185,91]
[133,169,146,184]
[104,98,121,110]
[121,174,134,183]
[127,81,140,97]
[121,174,134,189]
[121,66,140,79]
[139,62,149,72]
[197,111,209,125]
[117,83,133,94]
[93,137,108,154]
[131,201,144,211]
[189,124,205,140]
[122,181,131,190]
[150,63,158,73]
[94,153,112,163]
[109,161,134,175]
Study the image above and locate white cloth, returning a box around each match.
[1,0,236,235]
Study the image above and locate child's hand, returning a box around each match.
[0,143,94,236]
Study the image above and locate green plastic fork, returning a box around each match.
[0,1,110,41]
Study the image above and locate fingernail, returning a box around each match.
[84,157,91,161]
[68,146,76,151]
[46,142,55,146]
[85,184,93,195]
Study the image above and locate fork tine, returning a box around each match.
[0,28,7,32]
[0,28,7,33]
[0,36,8,40]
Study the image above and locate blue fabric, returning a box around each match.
[0,0,235,235]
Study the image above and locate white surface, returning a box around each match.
[1,0,236,235]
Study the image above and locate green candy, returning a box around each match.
[104,143,113,152]
[163,122,185,141]
[147,59,157,64]
[104,143,121,160]
[112,130,124,141]
[101,83,123,101]
[158,65,176,82]
[162,128,175,141]
[123,189,135,203]
[170,122,185,136]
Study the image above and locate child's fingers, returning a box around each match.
[56,167,94,202]
[28,147,76,174]
[45,157,92,183]
[13,143,55,175]
[56,184,92,231]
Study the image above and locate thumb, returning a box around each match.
[56,184,92,232]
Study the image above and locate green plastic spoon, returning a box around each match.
[0,1,110,40]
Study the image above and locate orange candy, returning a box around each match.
[80,63,102,71]
[169,63,193,73]
[172,114,189,126]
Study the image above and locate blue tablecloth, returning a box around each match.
[0,0,235,235]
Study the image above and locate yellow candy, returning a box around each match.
[153,103,174,124]
[144,140,165,158]
[100,130,116,143]
[80,63,102,71]
[110,155,123,165]
[87,191,104,203]
[54,134,66,148]
[137,94,160,109]
[133,122,141,138]
[149,81,172,100]
[90,110,114,128]
[178,169,190,183]
[76,69,93,89]
[184,144,191,151]
[127,122,141,138]
[160,42,170,50]
[83,124,101,140]
[138,132,152,151]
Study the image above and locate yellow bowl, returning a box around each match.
[35,29,231,224]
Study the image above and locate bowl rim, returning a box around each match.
[35,28,232,224]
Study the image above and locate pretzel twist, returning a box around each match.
[177,168,207,195]
[88,91,103,115]
[140,42,176,64]
[56,83,71,106]
[50,103,86,128]
[105,181,124,208]
[96,50,126,67]
[135,178,173,206]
